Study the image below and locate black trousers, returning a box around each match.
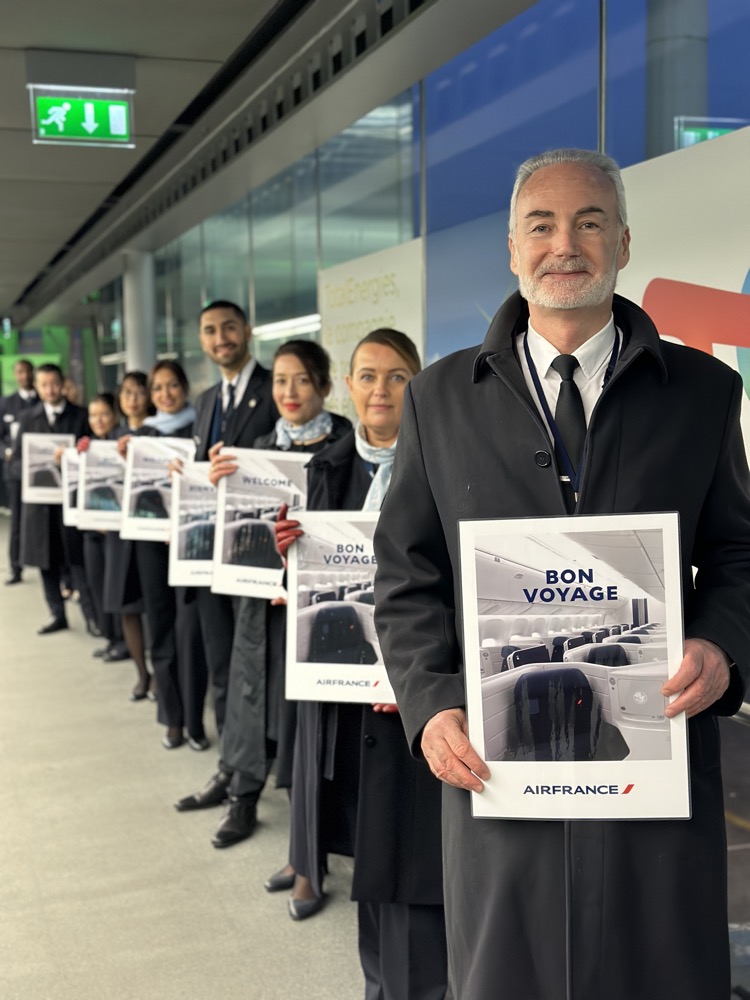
[358,901,448,1000]
[135,541,207,737]
[195,588,236,734]
[6,478,22,574]
[83,532,121,641]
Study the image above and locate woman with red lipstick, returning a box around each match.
[274,330,448,1000]
[179,341,351,846]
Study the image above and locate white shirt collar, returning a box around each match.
[18,388,36,401]
[43,401,66,419]
[527,314,616,382]
[222,356,256,409]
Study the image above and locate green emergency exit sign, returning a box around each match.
[29,86,135,148]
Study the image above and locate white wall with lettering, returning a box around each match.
[318,239,424,420]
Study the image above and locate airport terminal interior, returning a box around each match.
[3,0,750,996]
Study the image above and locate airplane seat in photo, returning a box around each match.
[550,635,571,662]
[586,643,629,667]
[498,666,631,762]
[306,603,378,665]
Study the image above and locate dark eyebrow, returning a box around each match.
[523,206,607,221]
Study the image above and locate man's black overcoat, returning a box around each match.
[374,291,750,1000]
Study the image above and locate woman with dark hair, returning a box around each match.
[119,361,208,747]
[101,372,153,697]
[78,393,125,659]
[272,330,448,1000]
[175,339,352,847]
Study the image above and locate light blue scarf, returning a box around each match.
[274,410,333,450]
[354,421,398,511]
[142,403,196,435]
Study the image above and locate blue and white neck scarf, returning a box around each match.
[142,403,196,435]
[274,410,334,450]
[354,422,398,511]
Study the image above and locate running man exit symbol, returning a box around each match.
[30,91,135,147]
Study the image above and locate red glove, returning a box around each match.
[76,436,91,453]
[275,502,303,557]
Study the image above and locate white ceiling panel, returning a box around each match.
[0,0,281,313]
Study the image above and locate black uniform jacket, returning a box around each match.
[373,291,750,1000]
[16,400,90,569]
[296,429,444,905]
[192,360,277,460]
[2,390,39,481]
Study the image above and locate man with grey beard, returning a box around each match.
[373,148,750,999]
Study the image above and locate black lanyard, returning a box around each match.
[523,328,620,496]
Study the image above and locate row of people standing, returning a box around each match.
[175,304,447,998]
[7,300,448,999]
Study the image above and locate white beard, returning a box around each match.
[518,257,619,310]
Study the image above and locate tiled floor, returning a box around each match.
[0,517,361,1000]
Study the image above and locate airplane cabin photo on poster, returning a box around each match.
[459,512,689,820]
[210,448,309,599]
[286,511,394,704]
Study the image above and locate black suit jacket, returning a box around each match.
[192,361,278,461]
[2,391,39,481]
[15,400,90,568]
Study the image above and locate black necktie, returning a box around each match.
[550,354,586,490]
[220,383,236,439]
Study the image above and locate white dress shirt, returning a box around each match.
[221,357,256,412]
[43,401,66,426]
[516,315,619,442]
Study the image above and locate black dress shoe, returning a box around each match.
[211,797,257,848]
[5,570,22,585]
[174,771,231,812]
[103,644,131,662]
[187,736,210,752]
[162,733,184,750]
[37,617,68,635]
[264,868,296,893]
[288,895,324,921]
[85,618,103,638]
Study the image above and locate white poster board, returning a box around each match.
[286,511,394,704]
[169,463,217,587]
[211,448,309,599]
[77,440,126,530]
[618,128,750,449]
[21,432,74,504]
[318,238,425,420]
[459,511,688,820]
[119,436,196,541]
[61,448,80,526]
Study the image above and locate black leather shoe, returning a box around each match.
[264,868,296,893]
[188,736,210,752]
[37,617,68,635]
[5,570,22,585]
[211,797,257,848]
[174,771,231,812]
[85,618,103,638]
[103,645,131,662]
[288,895,324,921]
[162,733,184,750]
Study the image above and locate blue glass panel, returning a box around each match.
[424,0,599,234]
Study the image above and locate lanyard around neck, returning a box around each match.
[523,329,620,494]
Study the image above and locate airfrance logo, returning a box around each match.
[523,783,635,796]
[316,679,372,687]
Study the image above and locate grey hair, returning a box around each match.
[508,148,628,236]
